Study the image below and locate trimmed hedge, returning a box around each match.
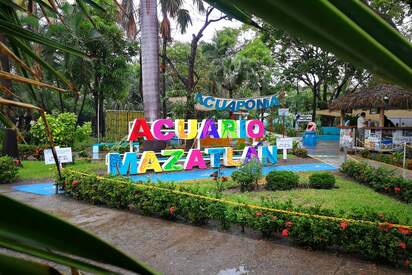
[265,171,299,191]
[57,169,412,269]
[0,156,19,184]
[309,173,336,189]
[341,160,412,203]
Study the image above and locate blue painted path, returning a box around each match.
[14,183,56,196]
[130,163,336,183]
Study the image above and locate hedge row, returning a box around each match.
[341,160,412,203]
[56,169,412,269]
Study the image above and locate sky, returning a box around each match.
[167,1,243,42]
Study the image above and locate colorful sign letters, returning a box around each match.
[194,93,279,112]
[107,118,278,176]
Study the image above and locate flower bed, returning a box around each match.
[57,169,412,270]
[341,160,412,203]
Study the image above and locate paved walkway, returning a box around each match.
[306,141,346,168]
[0,184,405,275]
[349,154,412,180]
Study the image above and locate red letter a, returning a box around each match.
[128,119,154,141]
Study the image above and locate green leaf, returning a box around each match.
[9,37,78,91]
[0,194,157,274]
[0,253,62,275]
[82,0,106,12]
[204,0,412,89]
[0,19,87,58]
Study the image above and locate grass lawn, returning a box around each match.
[224,172,412,225]
[18,160,105,180]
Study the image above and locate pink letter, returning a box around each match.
[246,120,265,138]
[151,119,175,141]
[184,149,207,170]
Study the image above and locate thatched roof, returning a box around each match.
[329,84,412,111]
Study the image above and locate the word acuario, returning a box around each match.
[127,118,266,141]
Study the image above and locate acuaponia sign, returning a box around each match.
[107,118,277,176]
[194,93,279,112]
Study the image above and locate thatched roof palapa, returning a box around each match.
[329,84,412,112]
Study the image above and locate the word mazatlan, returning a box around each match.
[107,119,277,176]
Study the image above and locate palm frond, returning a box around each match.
[0,19,87,58]
[0,70,67,93]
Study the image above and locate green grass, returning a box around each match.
[224,173,412,225]
[18,160,105,180]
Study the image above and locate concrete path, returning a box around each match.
[349,154,412,180]
[0,184,406,275]
[306,141,346,168]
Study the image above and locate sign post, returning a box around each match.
[44,147,73,166]
[277,137,293,160]
[278,108,289,138]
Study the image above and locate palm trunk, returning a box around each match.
[160,36,167,118]
[140,0,160,121]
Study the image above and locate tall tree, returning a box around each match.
[166,7,228,118]
[140,0,160,121]
[159,0,195,117]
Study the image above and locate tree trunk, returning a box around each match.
[185,36,200,119]
[160,35,167,118]
[312,87,317,122]
[140,0,160,121]
[99,91,105,137]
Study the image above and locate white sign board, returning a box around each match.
[278,108,289,116]
[277,138,293,149]
[297,114,312,122]
[44,147,73,165]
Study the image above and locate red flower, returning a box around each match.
[281,229,289,237]
[63,180,67,186]
[72,180,79,186]
[255,211,263,217]
[399,242,407,249]
[285,221,293,228]
[394,187,401,193]
[14,159,21,166]
[340,221,349,230]
[379,223,393,232]
[169,207,175,215]
[404,259,410,268]
[398,227,412,235]
[384,187,389,191]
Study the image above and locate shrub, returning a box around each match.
[309,173,336,189]
[341,160,412,203]
[231,159,262,192]
[58,169,412,270]
[266,171,299,191]
[291,140,308,158]
[18,144,43,160]
[30,112,91,148]
[0,156,19,184]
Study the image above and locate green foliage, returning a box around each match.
[291,141,308,158]
[59,169,412,269]
[0,156,19,184]
[341,160,412,203]
[29,112,91,147]
[309,173,336,189]
[265,171,299,191]
[18,144,42,160]
[231,159,262,192]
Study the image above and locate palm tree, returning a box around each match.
[140,0,160,121]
